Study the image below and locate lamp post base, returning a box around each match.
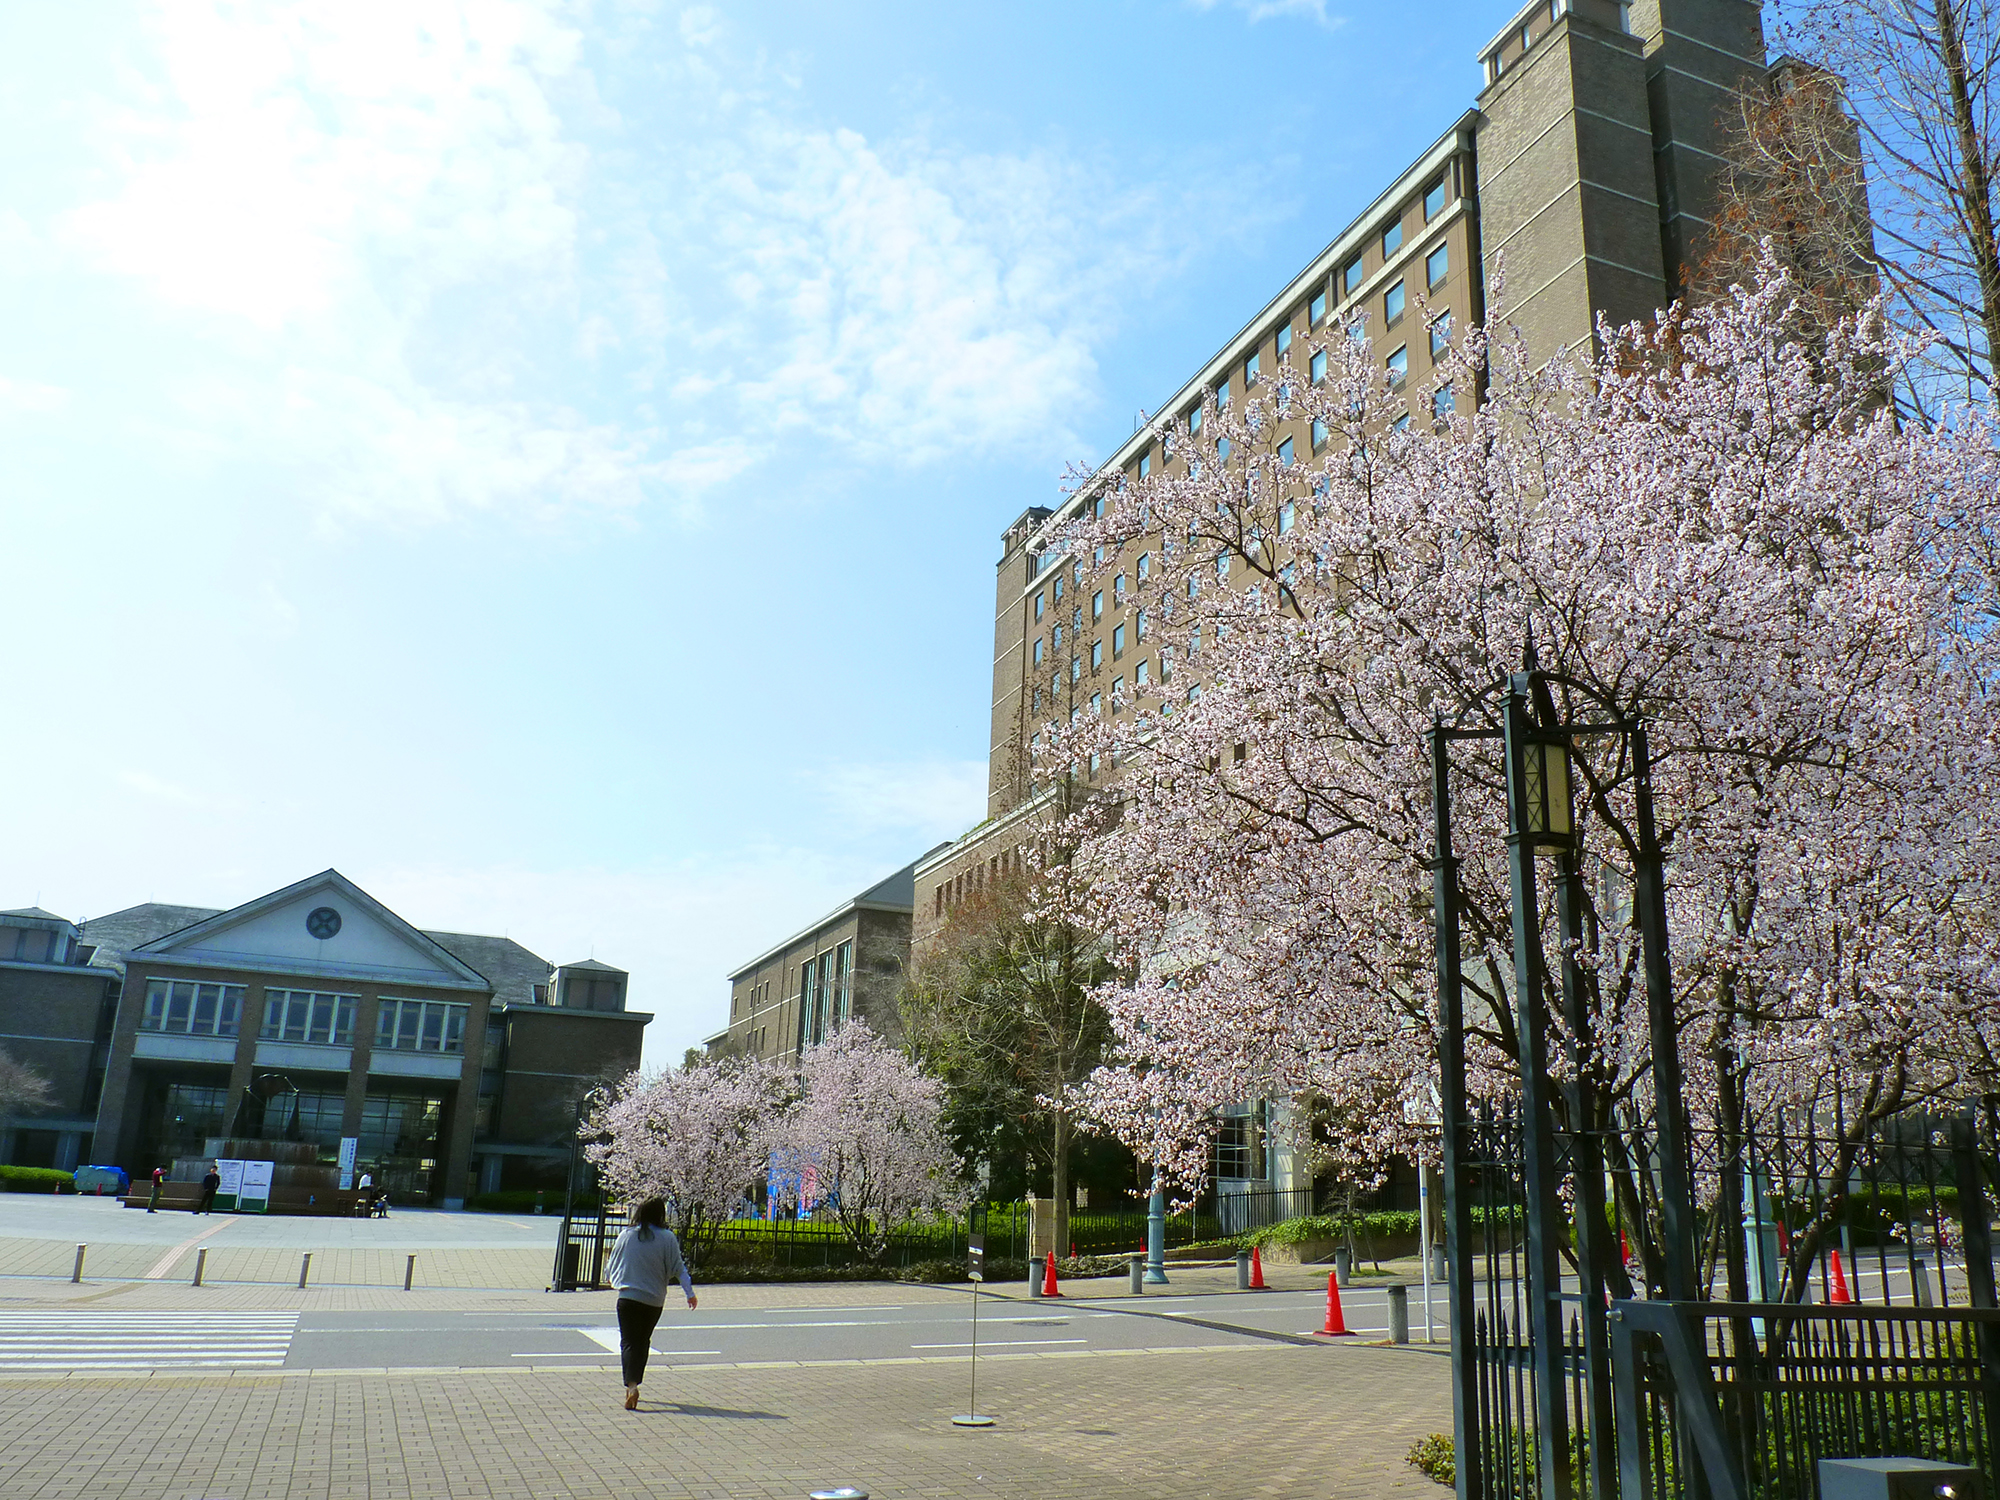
[951,1414,996,1428]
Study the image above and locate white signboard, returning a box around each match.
[338,1137,358,1191]
[214,1159,245,1211]
[238,1159,275,1213]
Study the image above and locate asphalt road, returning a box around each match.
[267,1283,1453,1370]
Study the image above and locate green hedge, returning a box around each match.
[0,1165,71,1192]
[464,1189,598,1214]
[0,1160,71,1200]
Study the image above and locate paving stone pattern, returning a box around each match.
[0,1341,1453,1499]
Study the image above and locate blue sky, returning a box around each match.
[0,0,1496,1068]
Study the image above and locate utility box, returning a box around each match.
[1819,1457,1984,1500]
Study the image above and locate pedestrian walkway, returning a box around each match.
[0,1311,297,1369]
[0,1338,1452,1499]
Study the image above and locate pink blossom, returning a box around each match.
[1032,257,2000,1193]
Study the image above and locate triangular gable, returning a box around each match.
[131,870,488,992]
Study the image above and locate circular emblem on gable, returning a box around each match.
[305,907,342,940]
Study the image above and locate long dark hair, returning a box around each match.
[633,1197,667,1239]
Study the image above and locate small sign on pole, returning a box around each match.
[953,1198,994,1428]
[338,1137,359,1192]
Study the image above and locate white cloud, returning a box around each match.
[0,377,69,414]
[61,0,581,328]
[113,770,206,807]
[643,27,1209,469]
[34,0,1218,529]
[1188,0,1345,27]
[810,759,989,845]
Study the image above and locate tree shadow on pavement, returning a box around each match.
[648,1401,788,1420]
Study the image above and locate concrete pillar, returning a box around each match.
[1027,1197,1057,1261]
[222,983,265,1132]
[342,991,379,1150]
[1387,1284,1410,1344]
[437,1005,489,1209]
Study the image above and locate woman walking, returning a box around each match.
[605,1197,698,1410]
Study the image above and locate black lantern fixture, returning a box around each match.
[1520,734,1573,847]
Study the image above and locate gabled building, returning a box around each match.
[0,870,649,1206]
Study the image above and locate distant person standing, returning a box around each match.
[604,1198,697,1410]
[147,1166,165,1213]
[196,1163,221,1215]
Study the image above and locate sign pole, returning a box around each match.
[953,1200,994,1428]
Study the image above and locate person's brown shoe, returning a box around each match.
[624,1390,639,1410]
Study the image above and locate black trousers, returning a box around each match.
[616,1297,664,1386]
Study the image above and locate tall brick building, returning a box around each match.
[916,0,1769,955]
[0,870,647,1206]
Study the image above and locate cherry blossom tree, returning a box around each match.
[1037,258,2000,1289]
[769,1022,964,1262]
[901,781,1118,1254]
[0,1045,54,1120]
[584,1054,791,1264]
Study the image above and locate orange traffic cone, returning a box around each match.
[1249,1245,1267,1290]
[1829,1249,1852,1304]
[1314,1271,1355,1336]
[1042,1250,1063,1298]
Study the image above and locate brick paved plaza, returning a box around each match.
[0,1325,1451,1499]
[0,1201,1456,1499]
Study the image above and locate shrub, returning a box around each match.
[0,1165,70,1193]
[465,1189,597,1214]
[1407,1434,1454,1487]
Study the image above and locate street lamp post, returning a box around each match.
[1431,648,1697,1500]
[1144,1168,1170,1284]
[1501,673,1576,1500]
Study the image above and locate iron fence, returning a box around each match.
[1447,1102,2000,1499]
[1215,1185,1319,1236]
[550,1192,1276,1286]
[1612,1300,2000,1500]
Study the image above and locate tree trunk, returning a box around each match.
[1052,1107,1071,1258]
[1935,0,2000,393]
[1717,1057,1752,1305]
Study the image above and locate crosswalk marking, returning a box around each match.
[0,1313,297,1369]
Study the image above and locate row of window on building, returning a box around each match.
[934,847,1027,918]
[140,978,468,1054]
[799,940,853,1049]
[1028,162,1464,592]
[732,978,773,1021]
